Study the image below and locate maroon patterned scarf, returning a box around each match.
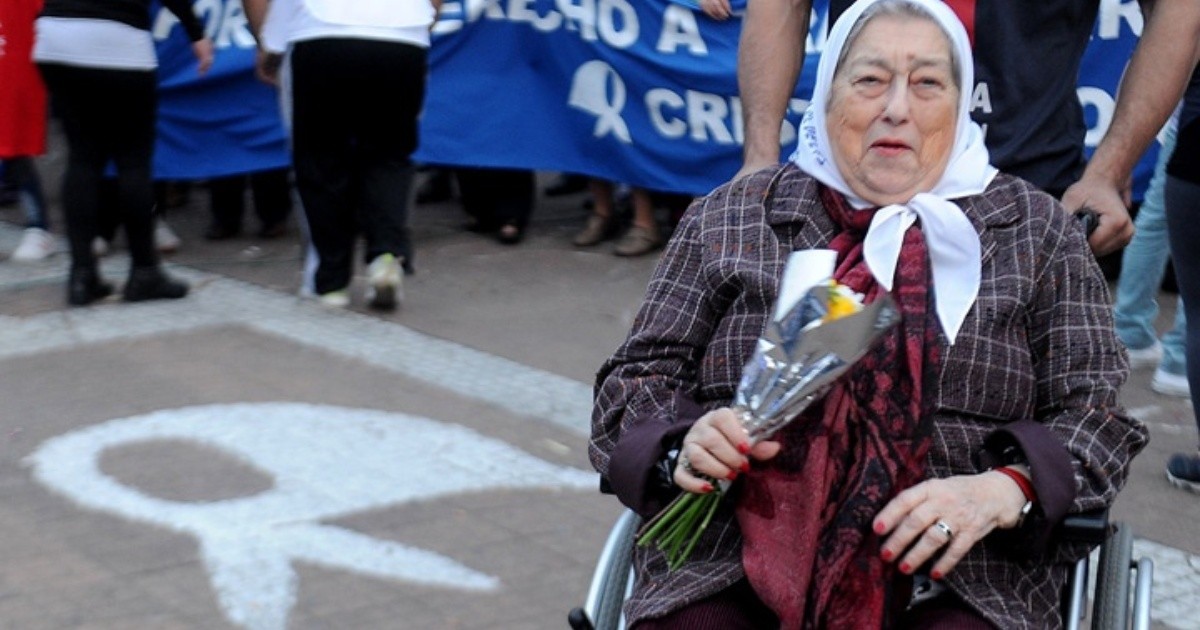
[735,185,942,629]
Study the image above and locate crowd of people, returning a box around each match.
[1,0,1199,624]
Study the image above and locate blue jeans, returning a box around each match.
[1113,125,1187,376]
[1165,174,1200,444]
[1,158,49,230]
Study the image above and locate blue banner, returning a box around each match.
[152,0,1154,199]
[152,0,290,180]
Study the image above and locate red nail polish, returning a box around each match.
[880,549,894,562]
[740,462,751,473]
[899,562,911,574]
[930,570,943,581]
[702,483,714,493]
[727,471,739,481]
[737,442,751,454]
[873,521,886,535]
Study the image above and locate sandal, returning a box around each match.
[573,214,617,246]
[613,225,662,257]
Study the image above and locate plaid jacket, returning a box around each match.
[588,164,1148,629]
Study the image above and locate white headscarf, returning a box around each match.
[789,0,997,344]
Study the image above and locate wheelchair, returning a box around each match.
[568,509,1153,630]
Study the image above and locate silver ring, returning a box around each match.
[678,450,702,478]
[932,520,954,540]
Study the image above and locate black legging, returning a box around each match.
[38,63,159,271]
[1165,175,1200,448]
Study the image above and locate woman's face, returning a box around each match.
[826,14,958,206]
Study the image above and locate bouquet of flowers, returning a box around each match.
[636,250,901,570]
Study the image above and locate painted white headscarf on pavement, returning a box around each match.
[789,0,997,344]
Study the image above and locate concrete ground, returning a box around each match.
[0,161,1198,629]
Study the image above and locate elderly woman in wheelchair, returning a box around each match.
[586,0,1148,627]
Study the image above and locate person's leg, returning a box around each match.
[353,39,425,272]
[614,188,662,257]
[454,167,498,231]
[106,68,187,301]
[456,167,534,243]
[37,63,113,304]
[1163,174,1200,491]
[1159,298,1189,381]
[7,157,48,230]
[276,49,319,297]
[631,579,778,629]
[1114,125,1176,359]
[6,156,60,261]
[290,39,359,299]
[248,168,292,237]
[574,178,619,246]
[106,69,159,270]
[494,169,536,244]
[346,39,424,310]
[206,174,247,239]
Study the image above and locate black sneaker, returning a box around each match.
[1166,452,1200,494]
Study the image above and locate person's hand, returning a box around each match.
[673,407,781,493]
[191,38,215,76]
[872,470,1028,580]
[256,49,283,86]
[1061,174,1136,256]
[699,0,733,20]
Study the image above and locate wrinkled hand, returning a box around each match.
[192,38,215,76]
[873,471,1027,579]
[256,49,283,86]
[1061,175,1135,257]
[699,0,733,20]
[673,407,781,493]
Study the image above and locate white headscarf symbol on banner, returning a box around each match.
[789,0,998,344]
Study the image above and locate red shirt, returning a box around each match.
[0,0,47,157]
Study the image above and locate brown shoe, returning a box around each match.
[613,225,662,257]
[573,214,617,246]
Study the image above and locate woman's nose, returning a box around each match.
[881,84,910,123]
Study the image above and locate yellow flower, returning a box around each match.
[823,281,864,322]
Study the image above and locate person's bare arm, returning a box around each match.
[1061,0,1200,256]
[735,0,812,179]
[243,0,271,40]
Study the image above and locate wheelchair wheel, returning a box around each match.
[592,512,640,630]
[1092,522,1133,630]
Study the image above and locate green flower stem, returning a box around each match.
[636,492,698,545]
[673,492,722,570]
[635,486,726,571]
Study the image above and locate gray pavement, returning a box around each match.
[1,170,1198,629]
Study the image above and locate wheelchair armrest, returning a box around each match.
[1057,509,1109,545]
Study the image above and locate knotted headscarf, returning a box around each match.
[789,0,996,344]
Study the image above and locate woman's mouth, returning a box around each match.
[870,140,912,157]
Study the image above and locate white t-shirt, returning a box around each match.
[33,17,158,71]
[260,0,433,54]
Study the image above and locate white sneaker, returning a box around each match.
[317,289,350,308]
[1125,341,1162,369]
[365,253,402,310]
[10,227,59,262]
[1151,368,1191,398]
[93,237,110,257]
[154,218,181,253]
